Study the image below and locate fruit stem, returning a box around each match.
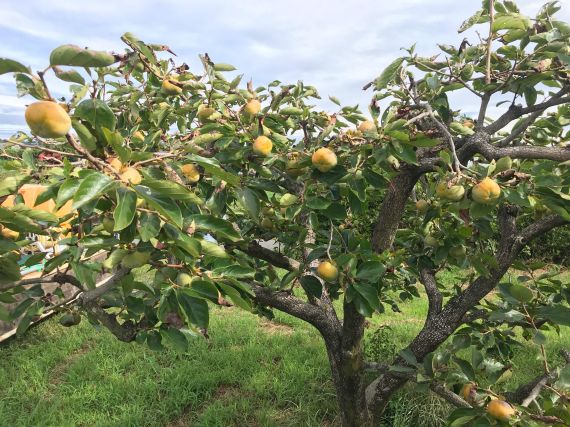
[37,69,54,101]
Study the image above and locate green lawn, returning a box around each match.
[0,269,568,427]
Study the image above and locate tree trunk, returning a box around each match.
[323,323,370,426]
[325,342,370,426]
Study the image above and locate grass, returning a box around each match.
[0,269,568,426]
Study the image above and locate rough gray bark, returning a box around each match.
[366,208,569,421]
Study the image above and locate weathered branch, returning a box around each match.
[528,414,566,425]
[485,86,570,134]
[475,141,570,162]
[232,241,300,271]
[476,93,491,129]
[505,349,569,406]
[83,302,146,342]
[519,214,569,244]
[497,109,544,147]
[251,284,340,341]
[1,272,84,292]
[78,268,131,305]
[429,382,471,408]
[367,208,569,420]
[419,268,442,323]
[372,166,424,252]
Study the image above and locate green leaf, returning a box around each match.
[57,178,81,207]
[0,207,44,234]
[72,121,98,153]
[488,309,524,323]
[72,172,116,209]
[213,63,236,71]
[189,215,241,242]
[186,154,240,186]
[406,135,441,148]
[177,290,209,328]
[187,279,219,301]
[356,260,386,282]
[101,128,130,161]
[375,58,404,91]
[299,275,323,298]
[10,204,58,224]
[537,304,570,326]
[139,212,161,242]
[0,58,30,75]
[532,330,547,345]
[280,107,304,116]
[322,203,347,220]
[75,99,116,132]
[458,9,485,33]
[329,96,341,106]
[134,185,183,229]
[213,265,255,279]
[0,174,28,198]
[163,223,201,257]
[235,188,260,218]
[0,238,18,254]
[50,45,116,67]
[305,197,332,210]
[352,282,381,312]
[161,328,188,352]
[53,66,85,85]
[199,239,228,258]
[557,364,570,391]
[121,33,157,65]
[113,188,137,231]
[492,13,532,31]
[454,357,475,380]
[217,282,251,310]
[14,73,46,99]
[141,178,203,204]
[0,255,21,283]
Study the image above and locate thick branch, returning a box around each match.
[519,214,569,244]
[485,86,570,134]
[83,302,145,342]
[367,209,569,419]
[372,166,424,252]
[419,268,442,323]
[233,241,300,271]
[476,93,491,129]
[251,284,340,341]
[497,109,543,147]
[429,382,471,408]
[78,268,130,304]
[476,141,570,162]
[505,349,569,406]
[1,272,83,292]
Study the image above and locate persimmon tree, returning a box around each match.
[1,1,570,425]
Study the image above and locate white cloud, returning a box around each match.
[0,0,568,137]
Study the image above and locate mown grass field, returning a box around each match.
[0,269,568,427]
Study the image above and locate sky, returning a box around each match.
[0,0,568,138]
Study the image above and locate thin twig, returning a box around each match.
[485,0,495,85]
[423,103,462,173]
[326,221,334,261]
[37,70,54,100]
[4,139,75,157]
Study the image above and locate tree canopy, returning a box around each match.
[1,0,570,425]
